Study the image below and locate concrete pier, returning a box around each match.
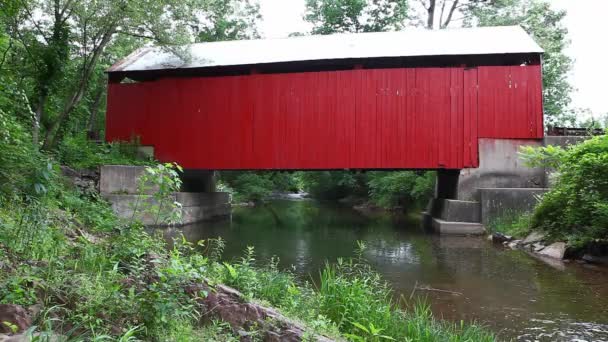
[100,165,230,226]
[426,136,588,235]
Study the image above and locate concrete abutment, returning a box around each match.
[99,165,230,226]
[427,136,586,235]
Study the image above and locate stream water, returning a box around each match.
[158,199,608,341]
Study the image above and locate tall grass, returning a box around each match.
[211,243,497,341]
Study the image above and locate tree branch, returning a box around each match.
[439,0,447,28]
[42,24,116,149]
[20,0,50,44]
[116,29,155,40]
[0,39,12,70]
[427,0,436,29]
[441,0,460,28]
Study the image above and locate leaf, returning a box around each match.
[223,262,238,279]
[351,321,370,334]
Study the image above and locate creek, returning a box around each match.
[158,199,608,341]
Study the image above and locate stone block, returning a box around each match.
[100,165,149,194]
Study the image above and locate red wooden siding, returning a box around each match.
[106,65,542,170]
[478,65,543,138]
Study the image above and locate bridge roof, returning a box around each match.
[108,26,543,73]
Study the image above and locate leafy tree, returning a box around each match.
[0,0,261,150]
[304,0,409,34]
[196,0,262,42]
[299,171,368,200]
[367,171,435,208]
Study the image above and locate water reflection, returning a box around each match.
[157,199,608,341]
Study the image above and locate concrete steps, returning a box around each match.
[431,217,485,235]
[424,199,485,235]
[430,198,481,223]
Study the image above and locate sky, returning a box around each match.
[258,0,608,118]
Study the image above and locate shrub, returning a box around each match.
[520,134,608,246]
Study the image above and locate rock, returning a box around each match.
[508,240,522,249]
[60,166,99,195]
[188,282,336,342]
[0,332,62,342]
[0,333,25,342]
[538,242,567,259]
[582,254,608,265]
[0,305,31,334]
[523,231,546,244]
[489,232,512,244]
[532,242,545,252]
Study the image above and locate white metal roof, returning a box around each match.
[109,26,543,73]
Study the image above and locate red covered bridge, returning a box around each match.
[106,26,543,170]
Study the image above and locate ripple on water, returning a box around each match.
[517,320,608,342]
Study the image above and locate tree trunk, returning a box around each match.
[32,93,48,147]
[427,0,437,29]
[87,87,104,140]
[440,0,460,29]
[41,27,115,150]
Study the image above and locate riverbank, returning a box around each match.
[0,168,496,341]
[168,199,608,340]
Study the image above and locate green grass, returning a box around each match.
[486,212,533,238]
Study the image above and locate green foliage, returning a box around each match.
[214,244,496,341]
[219,171,302,203]
[196,0,262,42]
[222,172,274,203]
[1,0,261,150]
[299,171,368,200]
[132,163,184,226]
[304,0,408,34]
[521,135,608,246]
[57,134,152,169]
[367,171,435,208]
[486,212,533,238]
[0,89,53,200]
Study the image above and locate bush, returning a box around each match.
[521,134,608,246]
